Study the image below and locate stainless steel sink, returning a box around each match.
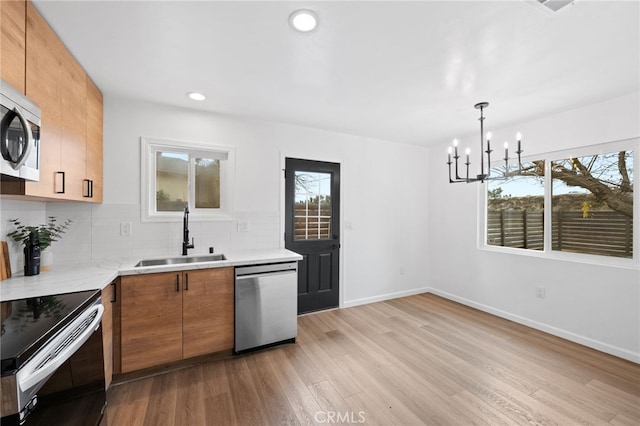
[134,254,226,267]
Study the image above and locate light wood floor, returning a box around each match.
[106,293,639,425]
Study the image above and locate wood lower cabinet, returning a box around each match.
[118,267,234,373]
[101,281,115,389]
[183,268,234,358]
[120,272,183,373]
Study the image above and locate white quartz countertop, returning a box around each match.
[0,249,302,301]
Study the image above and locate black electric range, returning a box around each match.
[1,290,101,374]
[0,289,106,425]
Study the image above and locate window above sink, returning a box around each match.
[140,137,236,222]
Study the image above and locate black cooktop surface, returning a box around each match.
[0,289,101,375]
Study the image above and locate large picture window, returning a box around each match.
[482,139,637,264]
[486,161,545,250]
[141,137,234,222]
[551,150,633,258]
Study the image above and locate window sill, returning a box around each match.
[141,211,236,223]
[479,244,639,270]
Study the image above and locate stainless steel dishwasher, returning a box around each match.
[234,262,298,353]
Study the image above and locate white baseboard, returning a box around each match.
[342,286,430,309]
[428,288,640,364]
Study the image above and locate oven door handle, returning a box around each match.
[17,303,104,392]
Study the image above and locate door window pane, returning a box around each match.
[195,158,220,208]
[294,171,331,240]
[156,152,188,211]
[487,161,545,250]
[551,150,633,258]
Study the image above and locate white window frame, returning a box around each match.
[479,137,639,269]
[141,136,235,222]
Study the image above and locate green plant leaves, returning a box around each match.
[6,217,72,250]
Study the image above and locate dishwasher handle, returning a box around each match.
[236,269,297,280]
[235,262,297,278]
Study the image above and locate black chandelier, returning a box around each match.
[447,102,523,183]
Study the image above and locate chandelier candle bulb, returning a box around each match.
[452,139,461,180]
[504,142,510,170]
[485,135,492,175]
[516,133,523,173]
[446,102,523,184]
[465,148,471,181]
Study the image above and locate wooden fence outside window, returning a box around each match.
[487,210,633,258]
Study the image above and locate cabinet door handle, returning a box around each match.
[55,171,65,194]
[176,274,180,292]
[111,281,116,303]
[185,273,189,291]
[83,179,94,198]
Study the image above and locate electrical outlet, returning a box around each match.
[120,222,132,236]
[536,286,546,299]
[237,220,249,232]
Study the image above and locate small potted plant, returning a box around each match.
[7,216,72,272]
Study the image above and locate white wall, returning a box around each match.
[39,96,430,307]
[4,90,637,362]
[426,92,640,362]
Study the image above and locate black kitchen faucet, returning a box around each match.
[182,204,194,255]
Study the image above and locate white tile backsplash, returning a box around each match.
[84,204,278,262]
[45,202,93,266]
[1,200,282,269]
[0,200,47,274]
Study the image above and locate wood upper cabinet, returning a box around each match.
[118,267,234,373]
[59,46,87,200]
[86,77,103,202]
[1,1,103,202]
[1,0,26,92]
[24,1,62,198]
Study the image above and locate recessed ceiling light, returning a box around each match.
[187,91,206,101]
[289,9,318,33]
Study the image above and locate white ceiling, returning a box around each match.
[33,0,639,147]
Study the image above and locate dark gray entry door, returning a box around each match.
[285,158,340,314]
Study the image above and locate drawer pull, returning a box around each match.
[55,171,65,194]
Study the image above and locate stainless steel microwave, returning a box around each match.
[1,79,40,182]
